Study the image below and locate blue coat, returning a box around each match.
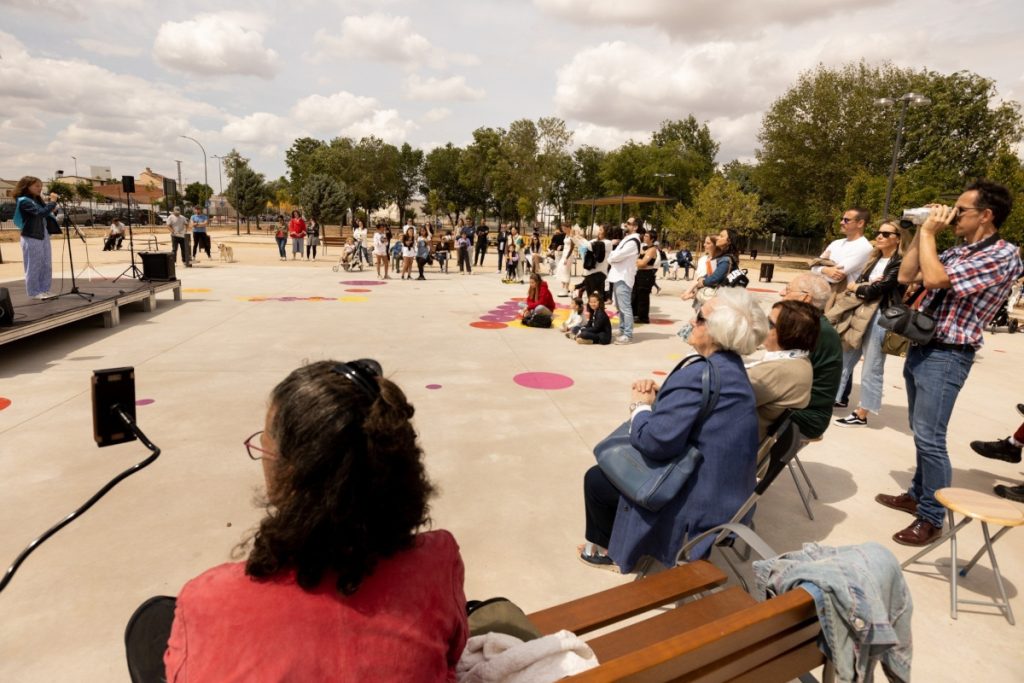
[608,351,758,572]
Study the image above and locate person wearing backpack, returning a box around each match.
[12,176,61,299]
[575,224,610,300]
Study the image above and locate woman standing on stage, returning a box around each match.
[13,176,60,299]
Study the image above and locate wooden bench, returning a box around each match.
[527,561,832,682]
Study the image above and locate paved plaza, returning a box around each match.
[1,231,1022,682]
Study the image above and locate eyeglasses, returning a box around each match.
[954,206,980,215]
[244,431,277,461]
[839,217,856,224]
[876,231,898,238]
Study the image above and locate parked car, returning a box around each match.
[0,202,15,222]
[55,205,94,226]
[94,208,149,225]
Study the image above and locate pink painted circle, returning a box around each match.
[513,372,574,390]
[480,314,518,322]
[340,280,386,286]
[0,397,11,411]
[426,384,443,390]
[346,288,372,293]
[510,297,526,302]
[135,398,155,406]
[650,318,674,325]
[471,321,507,329]
[652,371,667,377]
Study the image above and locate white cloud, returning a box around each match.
[76,38,143,57]
[534,0,894,40]
[1,114,45,131]
[310,13,477,69]
[422,107,452,123]
[570,122,649,150]
[292,92,380,133]
[221,112,290,144]
[405,74,485,101]
[0,0,142,21]
[153,12,278,78]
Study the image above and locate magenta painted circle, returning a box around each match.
[426,384,442,390]
[340,280,386,286]
[345,288,372,293]
[513,372,574,390]
[135,398,155,406]
[480,314,518,322]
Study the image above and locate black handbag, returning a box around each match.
[593,356,720,512]
[878,289,946,346]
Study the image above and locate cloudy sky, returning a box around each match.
[1,0,1021,189]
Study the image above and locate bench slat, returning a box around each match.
[527,561,726,637]
[728,641,825,683]
[586,587,755,662]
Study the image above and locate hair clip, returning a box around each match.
[331,359,382,400]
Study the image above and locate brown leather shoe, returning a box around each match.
[875,492,918,516]
[893,518,943,546]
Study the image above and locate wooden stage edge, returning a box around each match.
[0,278,182,346]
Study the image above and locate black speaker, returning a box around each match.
[140,252,176,281]
[0,287,13,327]
[162,178,177,206]
[122,175,136,193]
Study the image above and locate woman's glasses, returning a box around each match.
[244,431,277,460]
[876,231,899,239]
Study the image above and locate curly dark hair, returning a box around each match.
[245,360,435,595]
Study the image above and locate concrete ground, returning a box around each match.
[1,230,1022,682]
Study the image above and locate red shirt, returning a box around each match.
[288,218,306,238]
[165,530,468,682]
[526,281,555,311]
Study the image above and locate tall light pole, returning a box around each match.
[211,154,225,195]
[71,156,78,178]
[877,92,931,219]
[179,135,209,193]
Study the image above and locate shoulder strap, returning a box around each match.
[666,354,721,441]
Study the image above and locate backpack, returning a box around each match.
[592,240,606,264]
[583,249,596,271]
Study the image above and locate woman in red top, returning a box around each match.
[163,360,468,681]
[288,210,306,260]
[523,272,555,327]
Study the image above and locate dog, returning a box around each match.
[217,243,234,263]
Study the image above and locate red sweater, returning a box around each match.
[526,280,555,311]
[288,218,306,238]
[165,530,468,682]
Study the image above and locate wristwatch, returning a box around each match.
[628,401,651,413]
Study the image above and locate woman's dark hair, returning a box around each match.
[608,225,624,241]
[771,301,820,352]
[14,176,42,199]
[528,272,542,300]
[586,290,604,313]
[291,210,300,218]
[573,296,584,312]
[245,360,434,595]
[718,228,741,267]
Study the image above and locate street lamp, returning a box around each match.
[71,156,78,178]
[211,154,224,195]
[179,135,209,191]
[877,92,931,219]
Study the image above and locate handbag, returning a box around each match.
[593,356,720,512]
[881,330,910,357]
[878,288,946,346]
[724,268,749,288]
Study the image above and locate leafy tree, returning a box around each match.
[423,143,471,226]
[184,182,213,209]
[986,149,1024,247]
[225,153,270,232]
[666,175,761,244]
[285,137,326,191]
[351,136,399,223]
[394,142,424,225]
[460,126,504,217]
[293,174,350,225]
[49,180,74,202]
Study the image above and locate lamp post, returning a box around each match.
[179,135,209,191]
[211,154,224,195]
[877,93,931,219]
[71,156,78,178]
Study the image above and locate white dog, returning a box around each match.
[217,243,234,263]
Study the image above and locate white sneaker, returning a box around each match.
[614,335,632,345]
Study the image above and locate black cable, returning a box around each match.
[0,406,160,594]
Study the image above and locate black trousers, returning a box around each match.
[632,269,656,323]
[192,232,211,257]
[584,465,620,548]
[497,247,505,270]
[416,256,426,278]
[458,248,471,272]
[474,243,487,266]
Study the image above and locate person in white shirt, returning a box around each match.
[372,224,390,279]
[165,206,192,267]
[812,208,873,287]
[607,217,642,344]
[352,220,368,264]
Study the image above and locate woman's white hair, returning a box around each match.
[704,288,769,355]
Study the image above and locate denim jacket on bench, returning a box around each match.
[754,541,912,683]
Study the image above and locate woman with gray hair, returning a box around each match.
[580,288,768,571]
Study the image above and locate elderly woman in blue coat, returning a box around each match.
[581,288,768,572]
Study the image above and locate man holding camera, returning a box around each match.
[876,180,1023,546]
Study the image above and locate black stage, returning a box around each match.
[0,277,182,346]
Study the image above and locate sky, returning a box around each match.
[1,0,1022,191]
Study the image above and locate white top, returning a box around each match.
[166,214,188,237]
[695,254,717,278]
[372,231,388,255]
[607,234,641,286]
[352,227,366,244]
[867,256,890,282]
[814,236,873,286]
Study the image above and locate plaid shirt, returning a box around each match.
[920,234,1023,348]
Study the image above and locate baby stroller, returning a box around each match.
[332,246,364,272]
[987,296,1018,334]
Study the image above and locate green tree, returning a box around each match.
[351,136,399,223]
[184,182,214,209]
[225,152,269,233]
[394,142,424,225]
[285,137,326,191]
[986,149,1024,247]
[49,180,74,202]
[423,143,471,226]
[293,174,350,225]
[666,175,761,244]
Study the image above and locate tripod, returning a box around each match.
[114,192,143,282]
[52,200,93,301]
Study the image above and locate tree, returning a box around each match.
[285,137,326,191]
[293,174,350,225]
[350,136,399,223]
[225,153,269,233]
[423,143,472,226]
[986,149,1024,247]
[49,180,74,202]
[394,142,424,225]
[665,175,761,244]
[184,182,213,209]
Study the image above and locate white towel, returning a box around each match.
[456,630,599,683]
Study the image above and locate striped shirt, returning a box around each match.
[920,234,1023,348]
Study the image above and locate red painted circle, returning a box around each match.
[470,321,507,329]
[0,397,11,411]
[652,371,667,376]
[345,288,372,293]
[650,318,674,325]
[135,399,155,406]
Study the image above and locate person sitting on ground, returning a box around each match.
[522,272,555,328]
[970,403,1024,502]
[562,297,585,336]
[580,288,766,571]
[574,292,612,345]
[746,300,819,440]
[104,218,126,251]
[163,360,468,680]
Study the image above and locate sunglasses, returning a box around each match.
[876,231,898,238]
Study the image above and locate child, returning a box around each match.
[576,292,612,345]
[562,297,585,337]
[390,239,403,274]
[504,245,519,283]
[341,237,357,266]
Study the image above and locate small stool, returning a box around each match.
[901,487,1023,625]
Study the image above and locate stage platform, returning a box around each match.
[0,277,182,346]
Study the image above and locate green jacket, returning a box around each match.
[791,316,843,439]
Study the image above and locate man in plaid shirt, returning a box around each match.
[876,179,1023,546]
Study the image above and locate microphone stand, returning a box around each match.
[52,199,94,301]
[114,193,143,282]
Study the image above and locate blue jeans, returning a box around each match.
[903,345,974,527]
[836,309,887,413]
[613,280,633,339]
[275,236,287,258]
[21,233,52,296]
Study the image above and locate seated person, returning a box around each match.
[522,273,554,327]
[103,219,126,251]
[562,297,584,335]
[162,360,468,681]
[746,300,819,440]
[341,237,357,262]
[574,291,612,345]
[504,246,519,282]
[581,288,767,572]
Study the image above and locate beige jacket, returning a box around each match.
[747,357,813,441]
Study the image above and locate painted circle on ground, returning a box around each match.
[650,318,674,325]
[652,371,667,377]
[514,372,574,390]
[0,397,11,411]
[340,280,386,286]
[135,398,155,406]
[339,296,369,302]
[747,287,776,293]
[470,321,507,329]
[480,314,518,322]
[183,288,211,293]
[510,297,526,301]
[345,288,372,293]
[426,384,443,390]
